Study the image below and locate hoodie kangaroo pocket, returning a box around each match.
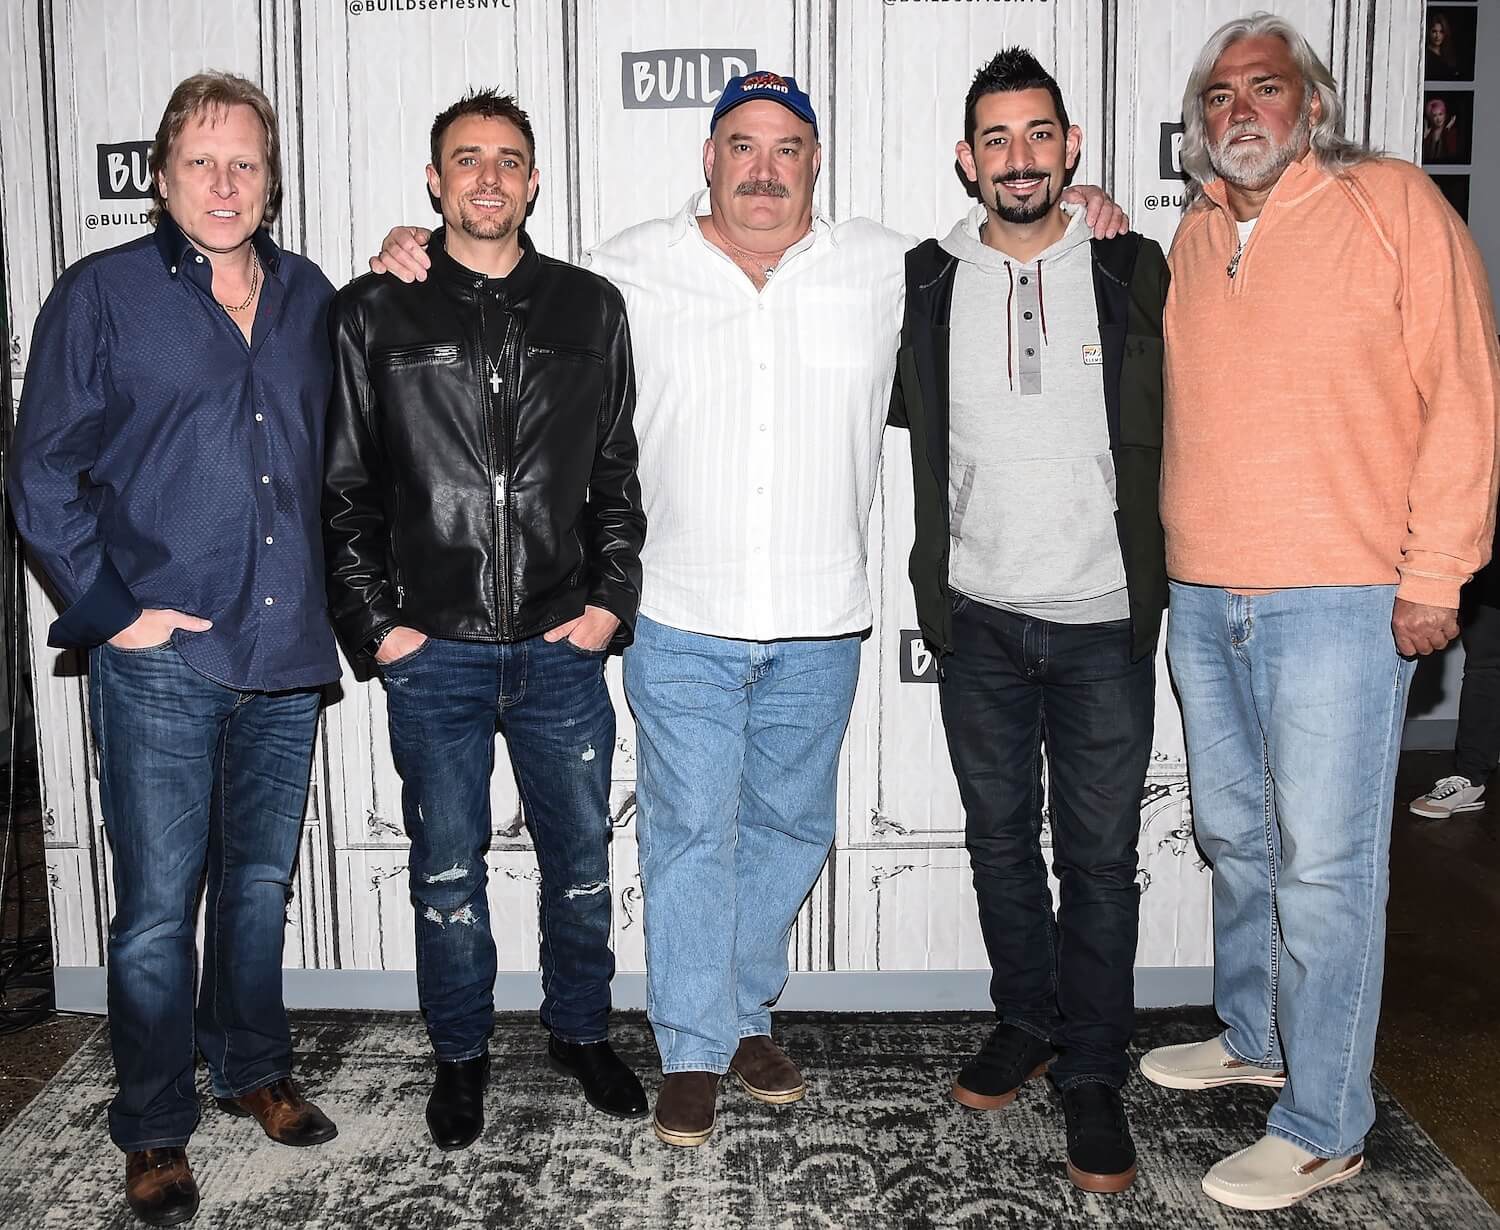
[948,452,1127,603]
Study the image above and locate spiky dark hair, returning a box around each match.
[430,88,535,170]
[964,47,1070,148]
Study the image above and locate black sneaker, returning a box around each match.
[951,1021,1053,1110]
[1060,1081,1137,1193]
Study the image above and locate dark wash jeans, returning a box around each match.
[380,635,617,1059]
[89,642,320,1151]
[939,596,1154,1088]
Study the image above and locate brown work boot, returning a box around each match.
[124,1147,199,1226]
[216,1076,338,1147]
[730,1034,807,1104]
[652,1072,721,1147]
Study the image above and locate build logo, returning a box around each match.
[97,142,153,200]
[1159,123,1187,180]
[622,49,756,109]
[899,631,938,684]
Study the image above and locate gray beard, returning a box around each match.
[1209,110,1312,191]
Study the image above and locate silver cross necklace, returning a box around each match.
[486,357,502,395]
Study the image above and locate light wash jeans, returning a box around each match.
[623,615,861,1074]
[1167,582,1415,1158]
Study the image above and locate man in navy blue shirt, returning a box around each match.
[9,72,340,1226]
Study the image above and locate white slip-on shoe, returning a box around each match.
[1201,1134,1364,1211]
[1138,1036,1286,1090]
[1409,775,1485,820]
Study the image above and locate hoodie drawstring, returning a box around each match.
[1035,259,1048,344]
[1003,261,1015,392]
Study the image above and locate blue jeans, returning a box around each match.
[940,598,1153,1088]
[89,642,321,1151]
[1167,583,1415,1158]
[380,635,616,1059]
[623,616,860,1074]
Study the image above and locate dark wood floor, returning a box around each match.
[0,750,1495,1210]
[1376,750,1500,1209]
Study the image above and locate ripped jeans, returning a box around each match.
[381,634,617,1058]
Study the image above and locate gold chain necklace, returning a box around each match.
[217,248,261,313]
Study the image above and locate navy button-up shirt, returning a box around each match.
[8,215,341,692]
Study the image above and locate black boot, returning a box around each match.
[426,1053,490,1150]
[951,1021,1053,1110]
[547,1035,648,1119]
[1060,1080,1137,1193]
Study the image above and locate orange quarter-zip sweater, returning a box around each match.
[1162,152,1500,608]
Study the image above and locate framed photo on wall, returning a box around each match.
[1422,89,1474,164]
[1430,173,1471,219]
[1426,6,1478,82]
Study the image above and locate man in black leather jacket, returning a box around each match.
[323,89,647,1148]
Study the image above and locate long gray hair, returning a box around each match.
[1179,12,1376,207]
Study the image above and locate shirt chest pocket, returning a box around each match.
[794,288,882,372]
[375,343,464,369]
[370,343,466,413]
[523,342,607,424]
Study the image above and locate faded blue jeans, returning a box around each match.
[623,616,861,1074]
[380,635,617,1060]
[89,641,321,1151]
[1167,582,1415,1158]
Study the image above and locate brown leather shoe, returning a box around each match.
[125,1147,199,1226]
[216,1076,338,1147]
[652,1072,721,1147]
[730,1034,806,1104]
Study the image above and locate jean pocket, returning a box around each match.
[105,639,175,655]
[561,637,608,659]
[378,637,434,670]
[948,589,971,615]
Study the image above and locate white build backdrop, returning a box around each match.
[0,0,1421,1008]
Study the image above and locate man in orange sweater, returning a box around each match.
[1137,13,1500,1213]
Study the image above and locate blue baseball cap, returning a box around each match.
[709,71,819,137]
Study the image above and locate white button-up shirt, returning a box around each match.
[587,190,908,640]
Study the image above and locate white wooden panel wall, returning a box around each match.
[0,0,1421,990]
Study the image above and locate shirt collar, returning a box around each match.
[427,226,542,299]
[1202,147,1325,216]
[153,212,284,278]
[666,187,838,249]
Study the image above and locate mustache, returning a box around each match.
[992,169,1050,187]
[1215,121,1271,150]
[734,178,790,198]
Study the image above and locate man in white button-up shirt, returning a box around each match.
[372,71,1125,1150]
[590,76,909,1147]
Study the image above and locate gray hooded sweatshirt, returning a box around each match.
[943,202,1129,622]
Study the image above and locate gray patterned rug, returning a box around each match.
[0,1008,1493,1229]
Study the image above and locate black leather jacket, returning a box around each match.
[323,230,645,661]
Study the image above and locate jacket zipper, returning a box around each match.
[392,481,405,607]
[1226,208,1255,295]
[480,295,518,640]
[498,315,520,639]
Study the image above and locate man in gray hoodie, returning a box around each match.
[890,47,1169,1193]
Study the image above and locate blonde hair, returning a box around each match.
[148,71,282,227]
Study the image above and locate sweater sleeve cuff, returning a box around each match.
[1396,571,1464,609]
[47,559,141,649]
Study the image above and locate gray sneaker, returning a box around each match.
[1138,1036,1285,1090]
[1409,775,1485,820]
[1201,1134,1363,1210]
